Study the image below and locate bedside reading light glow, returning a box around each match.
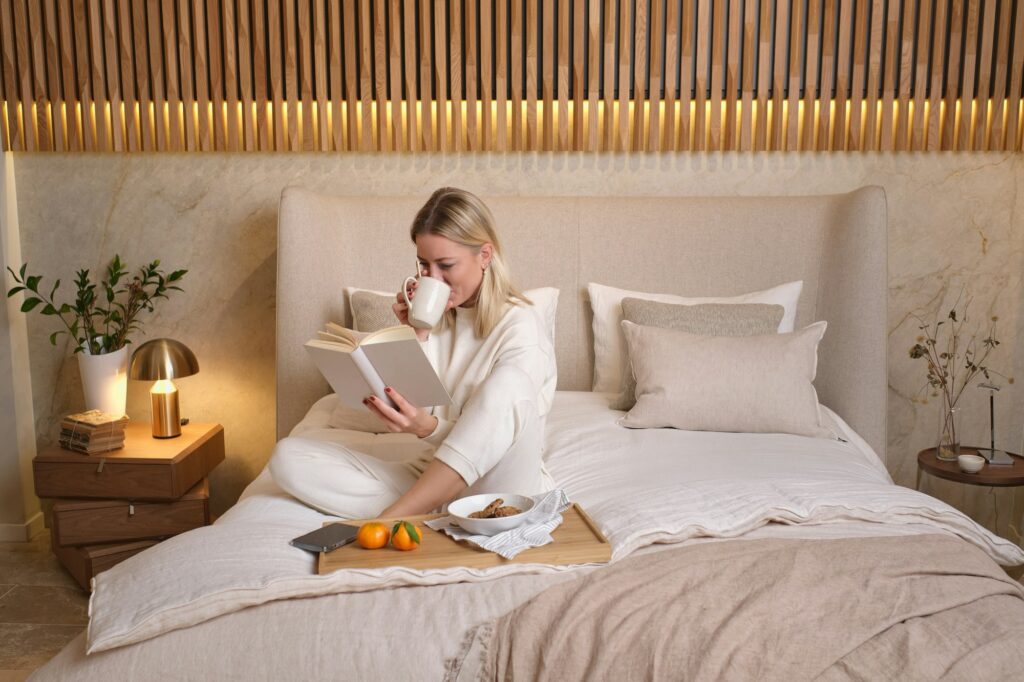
[129,339,200,439]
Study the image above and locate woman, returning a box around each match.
[269,188,557,519]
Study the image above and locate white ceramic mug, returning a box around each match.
[402,275,451,329]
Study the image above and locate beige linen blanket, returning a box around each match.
[447,534,1024,681]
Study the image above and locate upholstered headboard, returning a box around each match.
[276,187,888,458]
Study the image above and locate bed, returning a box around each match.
[31,188,1024,680]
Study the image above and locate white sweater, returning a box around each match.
[418,301,557,485]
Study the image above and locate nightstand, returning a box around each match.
[916,446,1024,489]
[916,446,1024,560]
[34,422,225,590]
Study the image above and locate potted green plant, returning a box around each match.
[6,256,187,417]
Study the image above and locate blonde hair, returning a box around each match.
[411,187,531,338]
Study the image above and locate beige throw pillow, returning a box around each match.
[619,320,832,438]
[612,299,785,410]
[346,288,397,332]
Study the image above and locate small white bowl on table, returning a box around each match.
[957,454,986,474]
[447,493,535,536]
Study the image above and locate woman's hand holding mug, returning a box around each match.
[394,275,451,341]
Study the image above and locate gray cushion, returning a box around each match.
[612,299,785,410]
[619,320,832,438]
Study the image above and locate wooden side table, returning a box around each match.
[916,447,1024,489]
[34,422,225,590]
[917,446,1024,550]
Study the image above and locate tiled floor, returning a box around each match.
[0,530,88,680]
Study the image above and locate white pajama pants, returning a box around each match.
[268,365,552,519]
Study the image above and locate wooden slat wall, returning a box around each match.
[2,0,1024,153]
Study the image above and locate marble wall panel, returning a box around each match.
[8,153,1024,532]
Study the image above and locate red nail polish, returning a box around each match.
[384,387,392,393]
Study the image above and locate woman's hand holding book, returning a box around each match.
[364,385,439,438]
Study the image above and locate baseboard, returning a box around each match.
[0,510,45,542]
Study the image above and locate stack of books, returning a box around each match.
[59,410,129,455]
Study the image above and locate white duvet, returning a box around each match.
[32,392,1024,681]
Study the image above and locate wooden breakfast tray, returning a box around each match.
[317,503,610,574]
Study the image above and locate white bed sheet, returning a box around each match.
[31,392,1024,681]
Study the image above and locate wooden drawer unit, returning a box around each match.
[51,535,159,591]
[34,422,224,501]
[51,479,210,546]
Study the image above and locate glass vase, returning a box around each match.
[936,397,960,462]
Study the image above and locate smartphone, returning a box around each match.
[290,523,359,553]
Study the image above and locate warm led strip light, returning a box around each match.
[1,0,1021,153]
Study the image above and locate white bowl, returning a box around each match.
[447,493,535,536]
[958,454,986,474]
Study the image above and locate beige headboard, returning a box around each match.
[277,187,888,458]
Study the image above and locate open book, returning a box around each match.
[305,323,451,411]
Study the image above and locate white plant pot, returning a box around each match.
[77,346,129,417]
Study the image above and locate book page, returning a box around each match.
[361,325,417,345]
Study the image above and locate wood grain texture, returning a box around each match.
[1007,1,1024,151]
[43,0,64,150]
[557,0,568,149]
[879,0,899,150]
[371,0,387,152]
[693,0,709,150]
[973,0,995,151]
[865,0,884,150]
[298,0,315,151]
[771,0,789,150]
[483,0,496,149]
[602,0,615,149]
[729,0,745,150]
[268,0,284,150]
[0,0,1017,152]
[252,0,270,150]
[926,0,947,150]
[238,0,256,150]
[942,0,964,150]
[178,0,197,150]
[207,0,227,150]
[387,0,402,151]
[616,0,629,150]
[834,0,853,151]
[52,479,210,546]
[526,0,538,149]
[33,424,224,501]
[819,0,835,149]
[631,0,646,151]
[708,0,724,150]
[26,0,51,150]
[161,0,181,150]
[802,0,819,150]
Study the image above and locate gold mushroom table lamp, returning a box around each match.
[129,338,200,438]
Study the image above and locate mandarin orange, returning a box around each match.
[390,521,422,551]
[356,522,390,549]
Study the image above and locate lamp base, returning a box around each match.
[151,386,181,438]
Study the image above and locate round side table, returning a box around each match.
[916,446,1024,489]
[917,447,1024,553]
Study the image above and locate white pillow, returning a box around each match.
[587,280,803,392]
[619,320,832,438]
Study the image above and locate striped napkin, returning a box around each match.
[426,489,572,560]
